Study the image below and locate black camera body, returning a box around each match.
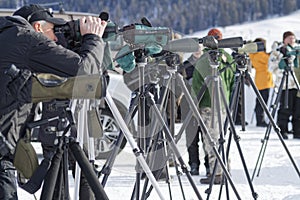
[54,16,118,50]
[54,19,81,49]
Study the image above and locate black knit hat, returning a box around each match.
[13,4,66,25]
[282,31,295,41]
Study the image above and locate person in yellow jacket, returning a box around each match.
[249,38,274,127]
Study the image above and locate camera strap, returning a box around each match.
[17,149,55,194]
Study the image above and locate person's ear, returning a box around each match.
[32,22,43,33]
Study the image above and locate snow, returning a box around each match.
[17,10,300,200]
[18,124,300,200]
[191,10,300,53]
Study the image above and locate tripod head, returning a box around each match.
[231,52,249,72]
[207,49,222,69]
[152,50,181,69]
[27,100,76,146]
[231,41,265,72]
[134,48,148,63]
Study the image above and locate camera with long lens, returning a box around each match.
[282,45,300,56]
[121,24,171,47]
[54,12,118,49]
[114,23,172,62]
[230,41,265,71]
[279,45,300,69]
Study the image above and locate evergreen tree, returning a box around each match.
[1,0,300,34]
[282,0,297,14]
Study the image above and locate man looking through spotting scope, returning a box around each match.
[269,31,300,139]
[191,28,235,184]
[0,4,107,200]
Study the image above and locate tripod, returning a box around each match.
[75,94,167,199]
[26,100,109,200]
[131,50,242,199]
[252,57,300,180]
[188,50,259,200]
[136,53,201,200]
[99,50,204,200]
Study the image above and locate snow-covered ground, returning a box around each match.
[18,122,300,200]
[17,10,300,200]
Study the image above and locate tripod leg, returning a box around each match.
[40,144,64,200]
[232,78,241,127]
[69,140,109,200]
[141,131,174,200]
[172,155,186,200]
[63,141,70,199]
[222,70,241,133]
[105,92,166,200]
[100,93,139,187]
[141,77,190,199]
[144,92,203,200]
[252,72,286,180]
[218,79,258,200]
[73,99,89,200]
[217,88,239,199]
[284,71,289,109]
[245,71,300,178]
[136,84,171,199]
[174,77,208,143]
[176,73,241,200]
[240,73,247,130]
[204,77,231,199]
[290,69,300,91]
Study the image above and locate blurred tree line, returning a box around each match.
[5,0,300,34]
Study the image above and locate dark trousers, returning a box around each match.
[181,79,209,169]
[187,127,200,166]
[277,89,299,134]
[255,88,270,125]
[293,97,300,137]
[186,128,209,169]
[181,79,201,167]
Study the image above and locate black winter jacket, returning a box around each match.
[0,15,105,115]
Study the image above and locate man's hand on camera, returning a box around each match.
[80,16,107,38]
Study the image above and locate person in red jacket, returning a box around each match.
[249,38,274,127]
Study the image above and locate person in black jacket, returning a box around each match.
[0,4,107,200]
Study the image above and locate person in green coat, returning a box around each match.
[191,28,235,184]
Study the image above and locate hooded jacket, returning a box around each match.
[191,48,235,108]
[269,45,299,90]
[0,15,105,115]
[249,51,274,90]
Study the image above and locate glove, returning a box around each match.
[271,41,279,52]
[278,59,287,69]
[115,45,136,73]
[144,43,163,55]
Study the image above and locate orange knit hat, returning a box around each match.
[207,28,223,40]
